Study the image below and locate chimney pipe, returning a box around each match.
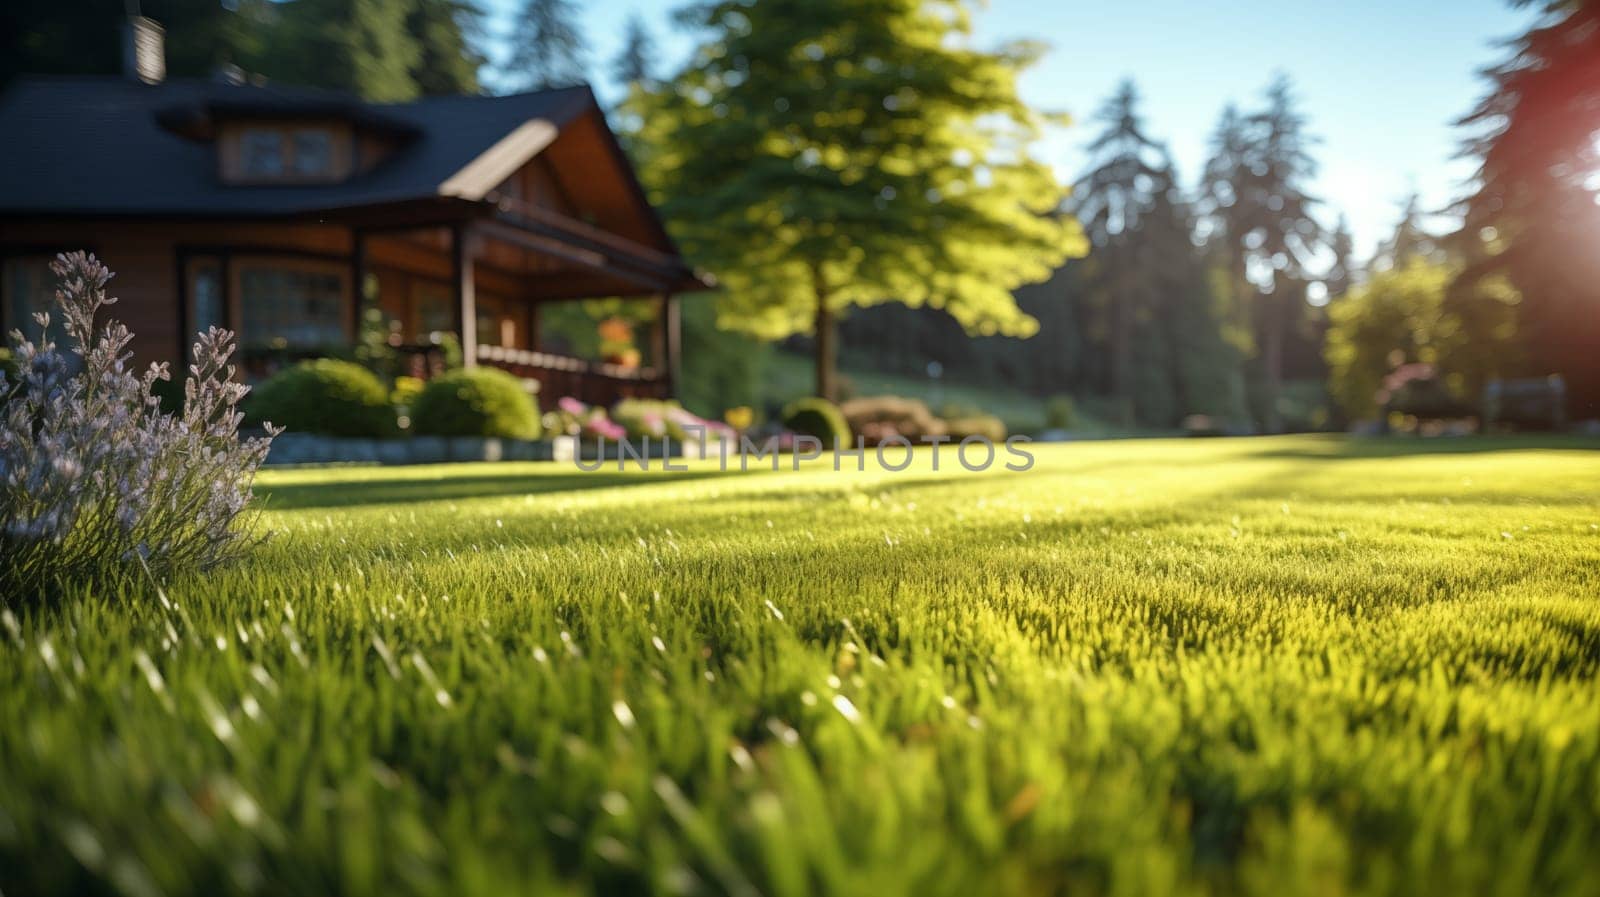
[123,16,165,85]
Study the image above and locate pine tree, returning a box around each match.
[1242,76,1323,432]
[408,0,484,96]
[1325,215,1356,300]
[1455,0,1600,416]
[1198,103,1257,359]
[1070,79,1171,421]
[611,12,655,88]
[1373,192,1439,272]
[1145,167,1247,425]
[506,0,587,91]
[1199,79,1323,432]
[629,0,1086,401]
[260,0,421,101]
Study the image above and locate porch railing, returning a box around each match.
[475,344,670,410]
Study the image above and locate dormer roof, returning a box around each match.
[0,76,600,219]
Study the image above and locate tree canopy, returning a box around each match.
[0,0,487,101]
[1326,259,1520,420]
[630,0,1086,399]
[1453,0,1600,418]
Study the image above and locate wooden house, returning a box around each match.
[0,62,708,408]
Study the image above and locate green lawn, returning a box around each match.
[4,436,1600,896]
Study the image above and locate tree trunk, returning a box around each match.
[812,266,837,401]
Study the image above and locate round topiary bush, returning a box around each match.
[411,368,541,439]
[782,397,851,449]
[246,359,397,437]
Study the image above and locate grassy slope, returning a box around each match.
[759,350,1063,434]
[3,436,1599,896]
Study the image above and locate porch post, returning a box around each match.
[663,293,681,398]
[451,223,478,368]
[650,294,667,375]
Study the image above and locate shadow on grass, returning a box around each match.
[255,469,736,510]
[1251,434,1600,460]
[255,435,1600,512]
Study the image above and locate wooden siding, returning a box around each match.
[0,219,351,368]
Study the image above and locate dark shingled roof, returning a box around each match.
[0,76,595,217]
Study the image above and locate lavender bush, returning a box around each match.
[0,252,278,594]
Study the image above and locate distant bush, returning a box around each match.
[247,359,397,438]
[1044,395,1076,430]
[944,414,1007,442]
[782,397,851,448]
[1382,364,1474,421]
[412,368,541,439]
[839,396,944,444]
[545,396,621,441]
[1,252,276,593]
[611,398,731,443]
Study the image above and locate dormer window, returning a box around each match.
[292,130,333,176]
[240,128,284,177]
[221,124,348,183]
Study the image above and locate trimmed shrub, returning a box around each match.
[247,359,397,437]
[782,397,851,448]
[609,398,733,444]
[411,368,541,439]
[840,395,945,444]
[944,414,1007,442]
[2,252,276,593]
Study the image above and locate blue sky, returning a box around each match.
[479,0,1536,260]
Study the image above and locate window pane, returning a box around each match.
[412,282,454,338]
[241,129,283,176]
[190,261,223,334]
[238,264,346,350]
[292,130,333,176]
[3,256,66,344]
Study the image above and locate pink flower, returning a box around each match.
[558,396,588,415]
[584,417,626,441]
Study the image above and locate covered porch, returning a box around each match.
[344,193,706,410]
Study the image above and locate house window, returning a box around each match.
[477,294,517,348]
[236,262,347,350]
[232,127,342,181]
[292,130,334,176]
[240,129,285,177]
[185,257,225,362]
[2,255,67,344]
[411,281,455,339]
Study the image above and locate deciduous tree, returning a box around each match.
[630,0,1086,400]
